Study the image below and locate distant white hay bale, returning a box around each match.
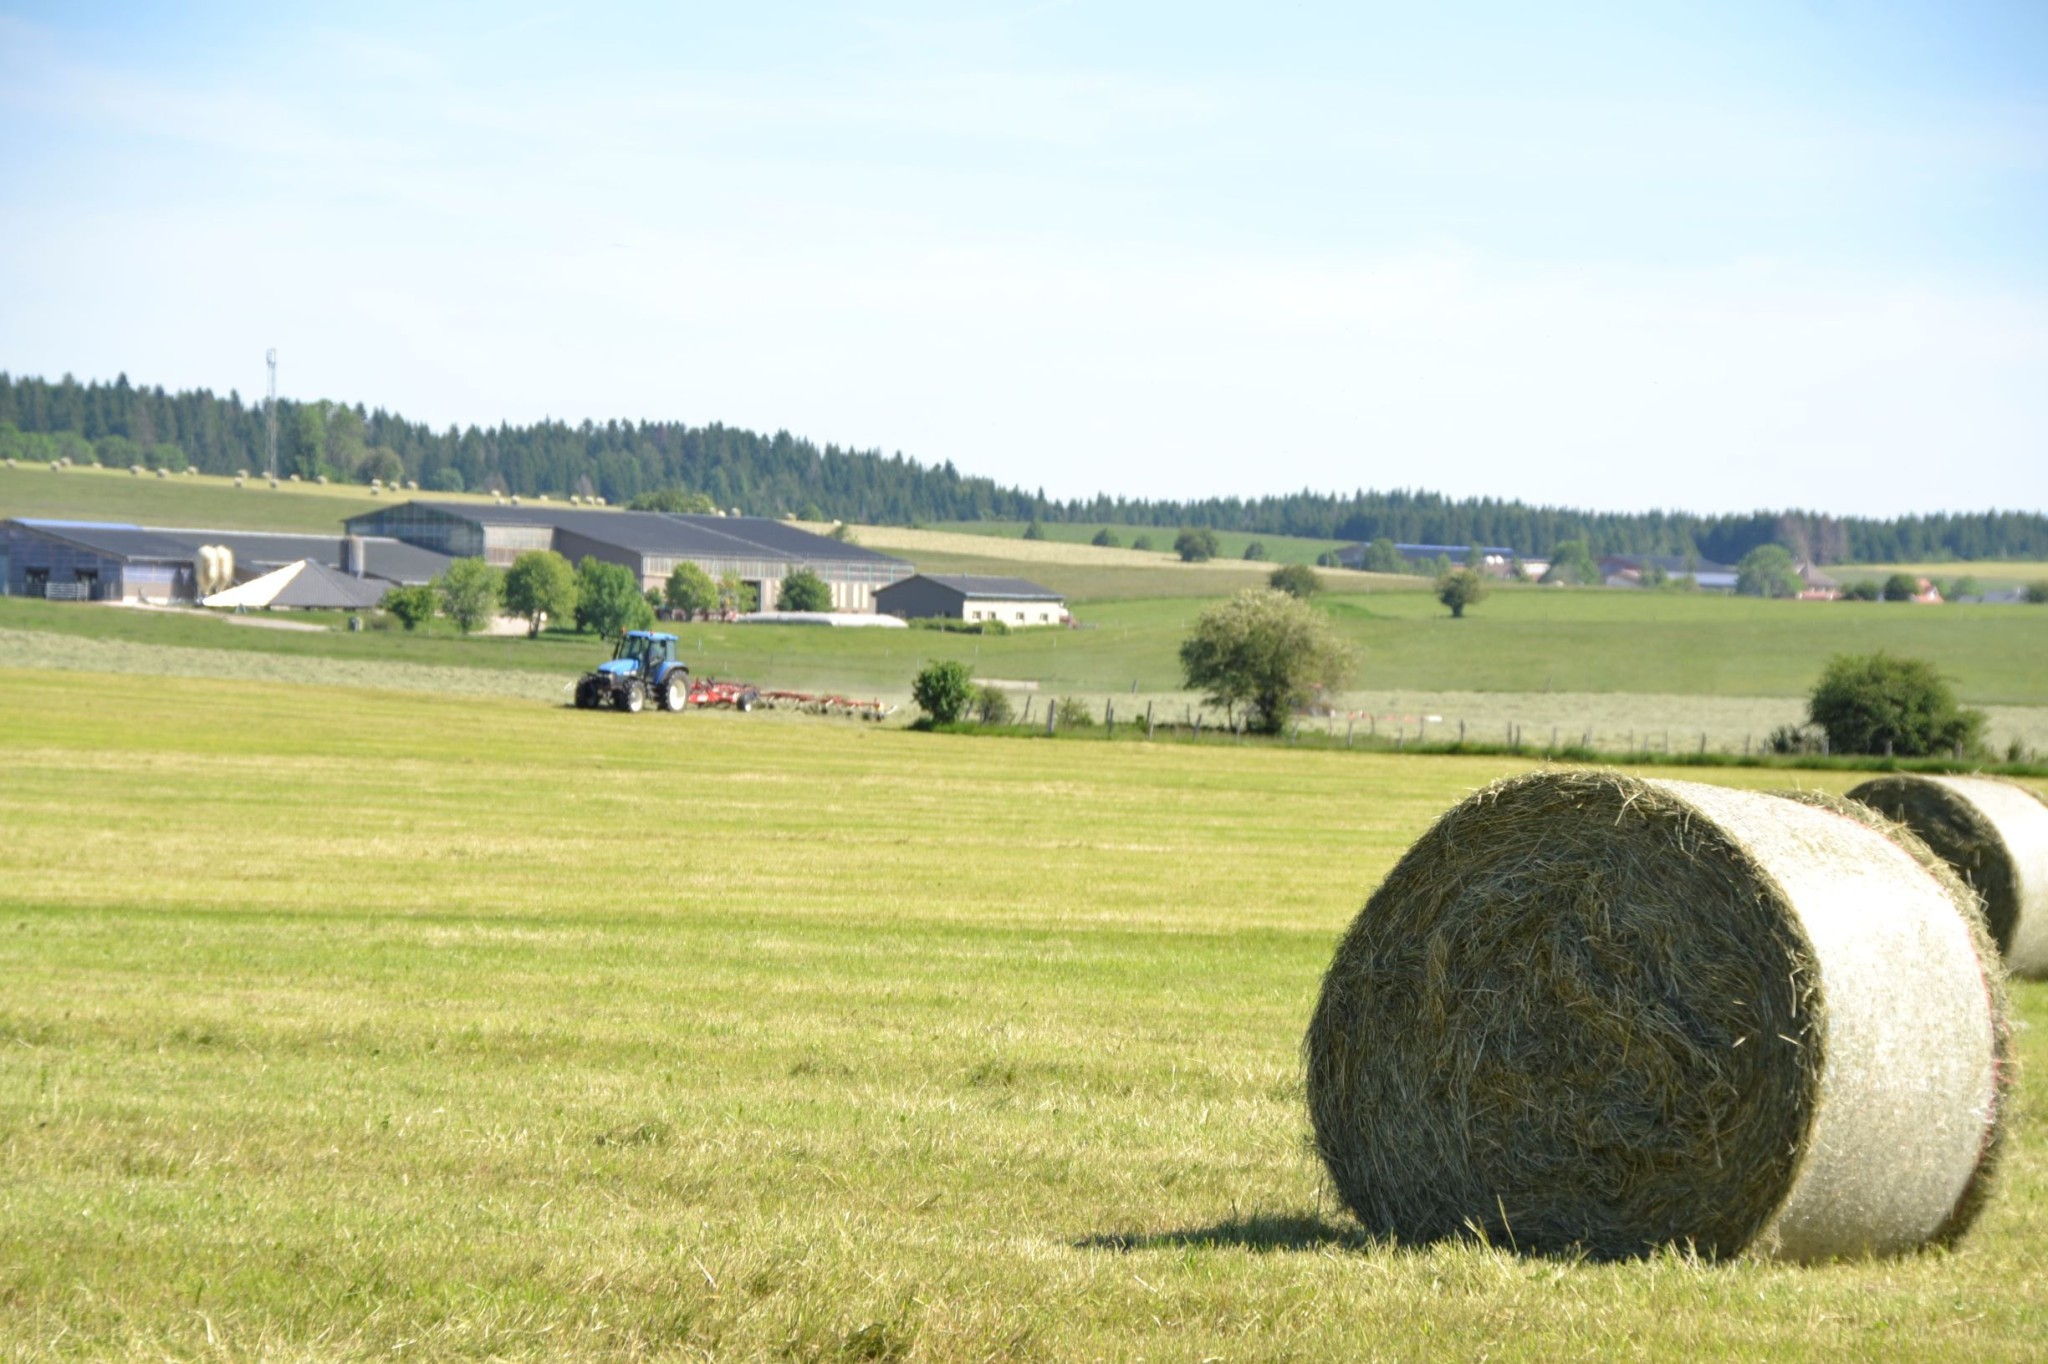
[1305,771,2008,1261]
[1849,775,2048,979]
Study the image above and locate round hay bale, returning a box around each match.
[1847,775,2048,979]
[1304,771,2005,1261]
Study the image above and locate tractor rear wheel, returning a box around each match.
[617,681,645,713]
[662,678,687,712]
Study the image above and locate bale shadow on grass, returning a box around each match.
[1078,1212,1380,1254]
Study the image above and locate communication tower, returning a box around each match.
[265,348,278,479]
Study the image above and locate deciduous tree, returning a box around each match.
[436,557,502,634]
[778,568,832,612]
[1179,589,1355,734]
[575,557,654,637]
[664,561,718,617]
[503,550,578,637]
[1807,652,1985,756]
[1436,567,1489,618]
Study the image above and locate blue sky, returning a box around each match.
[2,1,2042,516]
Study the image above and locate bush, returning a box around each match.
[1022,519,1046,541]
[777,567,832,612]
[1131,535,1154,552]
[1435,567,1489,619]
[1090,528,1121,548]
[912,659,975,725]
[1806,652,1986,757]
[1054,696,1097,729]
[973,684,1015,726]
[1179,589,1356,735]
[1268,563,1322,599]
[436,557,502,634]
[1315,550,1340,568]
[503,550,578,637]
[384,583,437,631]
[1766,723,1826,755]
[1242,541,1267,561]
[908,617,1009,635]
[1842,579,1881,601]
[1882,573,1920,602]
[2026,582,2048,605]
[1174,528,1219,563]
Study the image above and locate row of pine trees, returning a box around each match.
[2,371,2042,564]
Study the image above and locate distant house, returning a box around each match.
[1598,554,1738,592]
[1795,562,1841,601]
[874,574,1067,627]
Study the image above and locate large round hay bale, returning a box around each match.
[1305,772,2006,1260]
[1847,775,2048,979]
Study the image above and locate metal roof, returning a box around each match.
[378,501,909,565]
[878,573,1065,601]
[2,519,452,585]
[262,560,393,610]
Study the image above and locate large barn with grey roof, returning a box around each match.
[0,518,451,603]
[344,501,915,612]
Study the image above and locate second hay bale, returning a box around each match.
[1305,772,2005,1260]
[1847,774,2048,979]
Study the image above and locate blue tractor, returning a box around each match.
[575,630,691,713]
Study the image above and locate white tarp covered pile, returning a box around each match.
[202,559,390,611]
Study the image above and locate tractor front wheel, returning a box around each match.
[617,681,645,714]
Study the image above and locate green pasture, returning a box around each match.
[0,669,2043,1361]
[929,519,1349,566]
[4,577,2046,714]
[1833,562,2048,591]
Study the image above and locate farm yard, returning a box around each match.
[2,668,2046,1361]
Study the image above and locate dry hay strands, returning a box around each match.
[1847,774,2048,980]
[1304,771,2006,1262]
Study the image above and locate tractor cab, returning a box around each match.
[599,630,680,679]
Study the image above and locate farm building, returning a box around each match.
[345,501,915,612]
[874,574,1067,626]
[1599,554,1738,591]
[0,518,451,603]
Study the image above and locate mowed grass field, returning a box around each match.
[0,463,414,533]
[1,669,2045,1360]
[5,586,2045,707]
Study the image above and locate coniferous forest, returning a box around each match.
[2,371,2043,565]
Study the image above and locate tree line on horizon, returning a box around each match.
[2,371,2042,565]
